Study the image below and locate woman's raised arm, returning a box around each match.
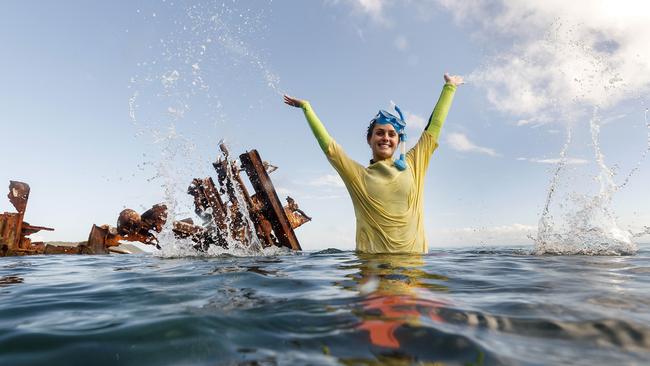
[424,73,463,141]
[284,94,333,153]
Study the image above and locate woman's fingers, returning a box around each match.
[283,94,303,108]
[443,73,464,86]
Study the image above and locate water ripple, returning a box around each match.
[1,247,649,365]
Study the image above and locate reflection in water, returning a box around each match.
[0,275,23,287]
[354,254,448,349]
[335,254,488,365]
[2,251,649,365]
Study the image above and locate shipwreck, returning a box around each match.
[0,145,310,256]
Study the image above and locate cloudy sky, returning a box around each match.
[2,0,650,250]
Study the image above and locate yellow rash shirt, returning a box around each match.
[300,83,456,253]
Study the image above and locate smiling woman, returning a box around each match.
[284,73,462,253]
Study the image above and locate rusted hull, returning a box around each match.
[239,149,301,250]
[115,145,311,252]
[1,145,310,256]
[1,181,54,257]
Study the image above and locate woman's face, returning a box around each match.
[368,123,399,161]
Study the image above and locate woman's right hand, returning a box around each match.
[283,95,307,108]
[444,73,464,86]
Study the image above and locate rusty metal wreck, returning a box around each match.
[0,145,310,256]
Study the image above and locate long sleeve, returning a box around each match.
[301,101,333,153]
[300,101,365,200]
[424,83,456,142]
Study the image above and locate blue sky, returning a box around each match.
[2,1,649,250]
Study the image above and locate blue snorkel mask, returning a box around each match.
[371,105,407,170]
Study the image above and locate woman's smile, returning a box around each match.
[369,125,399,160]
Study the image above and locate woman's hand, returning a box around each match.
[444,73,464,86]
[283,95,307,108]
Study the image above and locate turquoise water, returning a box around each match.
[1,246,649,365]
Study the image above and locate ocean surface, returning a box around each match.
[1,245,649,366]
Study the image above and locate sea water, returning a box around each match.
[1,247,649,365]
[5,3,648,365]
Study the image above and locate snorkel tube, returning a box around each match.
[371,105,407,170]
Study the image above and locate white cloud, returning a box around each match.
[356,0,384,16]
[386,101,427,149]
[437,0,650,118]
[404,111,426,130]
[307,174,345,188]
[333,0,388,24]
[601,113,628,126]
[299,224,355,250]
[332,0,649,175]
[517,157,590,165]
[446,132,500,157]
[430,223,537,246]
[399,110,427,150]
[335,1,650,118]
[514,116,551,128]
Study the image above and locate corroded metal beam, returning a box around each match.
[240,150,302,251]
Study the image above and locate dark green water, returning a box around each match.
[1,246,649,365]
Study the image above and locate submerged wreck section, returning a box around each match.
[1,146,310,256]
[181,144,310,251]
[0,180,145,256]
[91,144,310,252]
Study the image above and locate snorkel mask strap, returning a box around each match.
[393,105,407,171]
[394,105,405,124]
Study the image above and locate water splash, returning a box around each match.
[220,154,264,254]
[128,1,283,257]
[618,108,650,190]
[533,124,573,252]
[471,14,650,256]
[150,141,270,258]
[128,0,281,147]
[534,107,649,255]
[632,226,650,239]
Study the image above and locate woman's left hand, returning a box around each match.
[283,95,307,108]
[444,73,464,86]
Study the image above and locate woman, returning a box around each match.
[284,73,462,253]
